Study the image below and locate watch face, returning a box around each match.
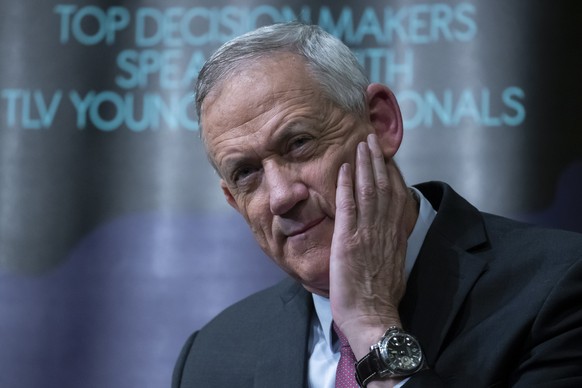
[379,332,423,374]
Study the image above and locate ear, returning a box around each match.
[366,83,404,158]
[220,179,240,211]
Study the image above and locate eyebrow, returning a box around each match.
[220,154,252,178]
[219,118,318,178]
[268,120,315,150]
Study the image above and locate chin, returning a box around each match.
[293,261,330,296]
[303,284,330,297]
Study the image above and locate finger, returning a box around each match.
[384,159,409,222]
[355,141,377,224]
[334,163,357,234]
[367,134,390,214]
[385,159,408,202]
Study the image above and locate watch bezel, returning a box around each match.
[376,328,425,377]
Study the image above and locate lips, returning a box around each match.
[283,216,326,238]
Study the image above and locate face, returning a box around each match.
[201,53,375,295]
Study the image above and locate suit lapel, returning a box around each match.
[254,280,312,388]
[400,182,489,365]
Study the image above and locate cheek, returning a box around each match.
[238,194,273,241]
[319,148,353,187]
[320,169,339,200]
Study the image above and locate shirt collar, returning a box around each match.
[312,187,437,348]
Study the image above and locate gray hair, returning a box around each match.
[195,22,369,131]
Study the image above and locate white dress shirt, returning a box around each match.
[307,188,437,388]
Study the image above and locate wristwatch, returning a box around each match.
[355,326,426,387]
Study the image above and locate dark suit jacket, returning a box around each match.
[173,182,582,387]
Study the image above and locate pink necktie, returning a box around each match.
[333,322,359,388]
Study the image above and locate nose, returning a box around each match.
[264,161,308,216]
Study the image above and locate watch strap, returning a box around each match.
[355,350,380,387]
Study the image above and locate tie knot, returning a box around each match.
[332,322,350,348]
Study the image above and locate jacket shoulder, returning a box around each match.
[199,277,306,335]
[173,278,311,387]
[482,212,582,266]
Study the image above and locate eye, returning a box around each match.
[288,135,313,152]
[232,165,260,185]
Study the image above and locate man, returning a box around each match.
[173,22,582,387]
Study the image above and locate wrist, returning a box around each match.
[339,318,402,359]
[349,326,389,360]
[367,377,406,388]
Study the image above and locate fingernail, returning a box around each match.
[339,163,349,178]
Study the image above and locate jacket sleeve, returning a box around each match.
[510,257,582,387]
[400,370,446,387]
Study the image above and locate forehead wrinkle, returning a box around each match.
[205,89,275,160]
[204,67,278,127]
[203,54,324,135]
[203,52,340,175]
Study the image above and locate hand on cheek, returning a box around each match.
[329,133,409,360]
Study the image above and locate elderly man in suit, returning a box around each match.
[173,22,582,387]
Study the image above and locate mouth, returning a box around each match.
[286,217,326,238]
